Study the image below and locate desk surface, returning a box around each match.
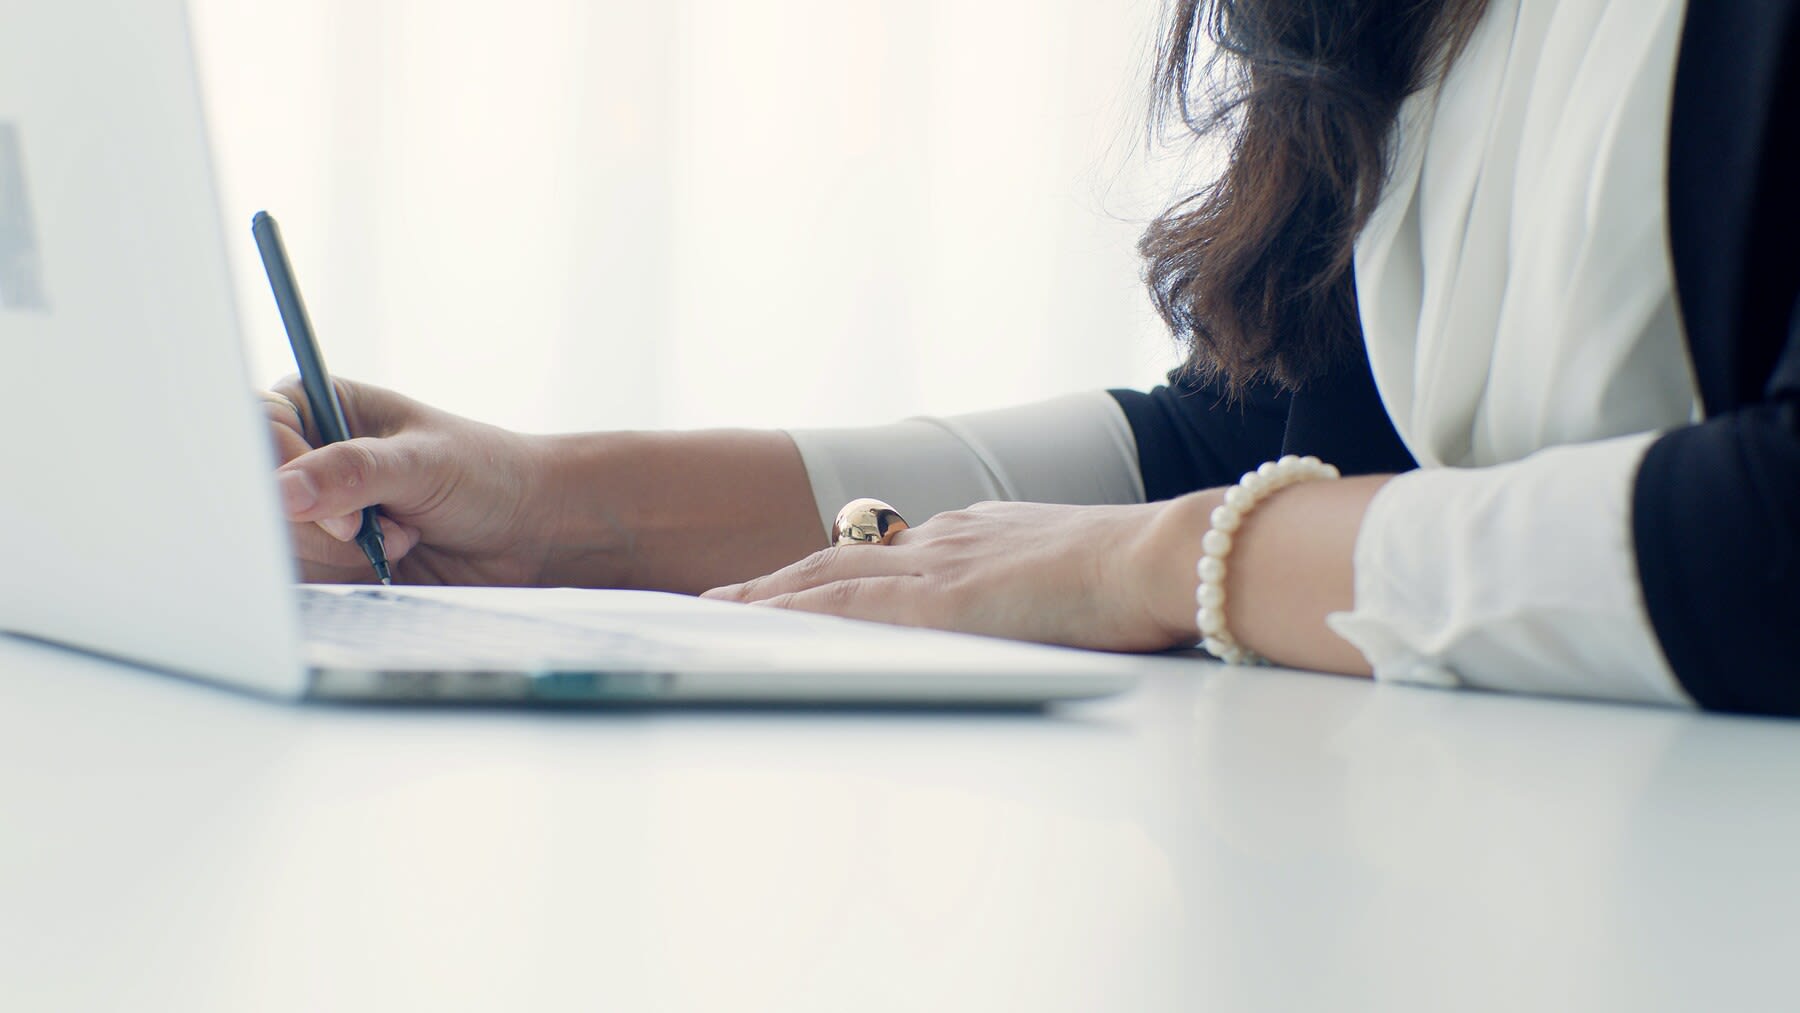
[4,620,1798,1012]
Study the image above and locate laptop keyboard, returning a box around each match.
[298,588,698,669]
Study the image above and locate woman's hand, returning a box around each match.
[263,377,556,586]
[263,377,827,592]
[701,499,1217,652]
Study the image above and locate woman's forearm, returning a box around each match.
[531,429,827,594]
[1134,476,1392,674]
[527,419,1391,670]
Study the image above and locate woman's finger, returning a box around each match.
[267,412,313,466]
[289,516,420,573]
[269,419,411,562]
[751,576,933,626]
[273,373,418,439]
[276,436,437,524]
[260,391,308,441]
[702,544,921,602]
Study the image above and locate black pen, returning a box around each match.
[251,210,393,586]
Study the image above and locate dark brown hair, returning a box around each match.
[1142,0,1491,392]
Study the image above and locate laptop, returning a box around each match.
[0,0,1136,706]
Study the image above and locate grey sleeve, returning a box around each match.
[785,390,1145,534]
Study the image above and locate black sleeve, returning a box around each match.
[1633,0,1800,716]
[1109,343,1418,501]
[1633,297,1800,715]
[1107,374,1291,502]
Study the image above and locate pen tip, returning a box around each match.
[380,576,393,586]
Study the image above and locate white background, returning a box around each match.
[187,0,1194,435]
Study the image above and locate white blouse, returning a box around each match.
[790,0,1700,707]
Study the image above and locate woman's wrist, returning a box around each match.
[1122,474,1393,670]
[532,429,825,593]
[1124,490,1223,650]
[1222,473,1391,673]
[529,430,630,586]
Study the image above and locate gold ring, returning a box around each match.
[832,498,909,547]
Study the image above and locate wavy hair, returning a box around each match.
[1141,0,1491,392]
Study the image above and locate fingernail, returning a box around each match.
[319,514,360,541]
[277,470,317,515]
[701,585,738,601]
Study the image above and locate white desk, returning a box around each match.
[4,629,1797,1012]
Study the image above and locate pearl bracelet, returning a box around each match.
[1196,454,1340,665]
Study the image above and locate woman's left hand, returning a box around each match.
[701,499,1208,652]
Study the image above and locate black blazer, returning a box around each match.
[1111,0,1800,715]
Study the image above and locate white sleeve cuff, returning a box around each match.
[1326,431,1694,707]
[785,390,1145,534]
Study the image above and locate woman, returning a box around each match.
[265,0,1800,715]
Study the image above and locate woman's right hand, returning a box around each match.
[262,377,556,586]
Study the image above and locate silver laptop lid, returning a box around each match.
[0,0,307,695]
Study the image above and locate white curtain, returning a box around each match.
[190,0,1186,434]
